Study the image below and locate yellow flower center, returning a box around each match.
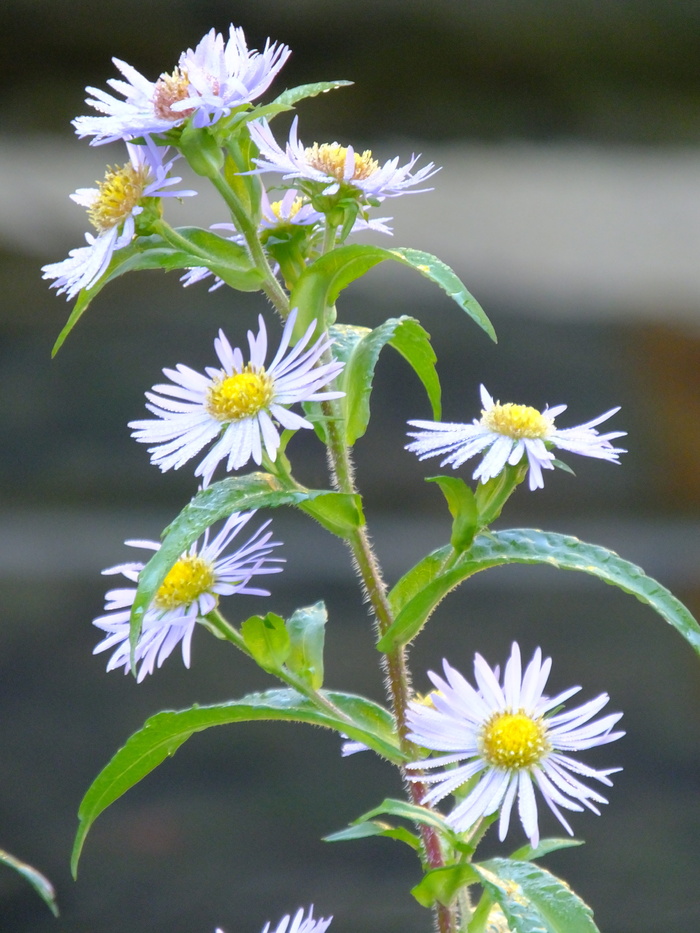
[481,402,553,439]
[152,67,194,120]
[270,196,304,221]
[154,555,216,610]
[304,142,379,182]
[87,162,150,233]
[205,367,275,422]
[480,711,550,769]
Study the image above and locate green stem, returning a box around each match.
[202,609,357,727]
[320,390,456,933]
[208,173,290,319]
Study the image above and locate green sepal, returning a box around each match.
[285,601,327,689]
[411,864,481,909]
[240,612,291,673]
[324,820,422,852]
[380,527,700,653]
[509,838,584,862]
[71,688,402,877]
[289,243,494,344]
[426,475,478,552]
[330,318,441,445]
[474,462,528,527]
[178,122,224,177]
[51,229,263,355]
[474,857,600,933]
[0,848,59,917]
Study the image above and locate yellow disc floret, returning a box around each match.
[304,142,379,182]
[480,710,550,769]
[481,402,553,439]
[87,162,150,233]
[270,196,304,222]
[152,67,194,121]
[154,555,216,610]
[206,367,275,422]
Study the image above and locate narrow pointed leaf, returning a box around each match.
[324,820,421,851]
[0,849,58,917]
[475,858,600,933]
[510,838,584,862]
[72,688,401,876]
[380,528,700,653]
[270,80,354,110]
[290,244,494,341]
[331,317,441,445]
[52,229,262,355]
[345,797,451,835]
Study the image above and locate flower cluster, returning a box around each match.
[406,643,624,846]
[73,26,291,145]
[407,384,626,490]
[129,310,345,484]
[93,511,283,681]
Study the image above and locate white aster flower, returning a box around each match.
[93,511,283,682]
[247,115,440,198]
[42,141,195,300]
[73,25,290,144]
[406,644,624,846]
[129,310,345,484]
[406,384,626,491]
[216,907,332,933]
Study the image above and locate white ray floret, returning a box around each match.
[93,511,283,682]
[407,384,626,491]
[406,643,624,846]
[247,115,440,198]
[129,310,345,484]
[216,907,332,933]
[41,140,195,300]
[73,25,291,144]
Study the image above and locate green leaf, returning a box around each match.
[129,475,352,651]
[411,864,480,908]
[379,527,700,653]
[510,838,584,862]
[51,229,263,355]
[289,244,494,342]
[72,688,401,876]
[286,601,327,689]
[269,80,354,111]
[240,612,291,672]
[298,491,364,536]
[388,248,496,342]
[331,317,441,445]
[475,858,600,933]
[344,797,451,836]
[427,475,478,552]
[0,848,59,917]
[324,820,421,851]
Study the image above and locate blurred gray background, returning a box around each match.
[1,1,700,931]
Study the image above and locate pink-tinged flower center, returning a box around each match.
[155,555,216,609]
[480,710,550,769]
[206,368,275,422]
[152,67,195,120]
[481,402,553,440]
[304,142,379,182]
[87,162,151,233]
